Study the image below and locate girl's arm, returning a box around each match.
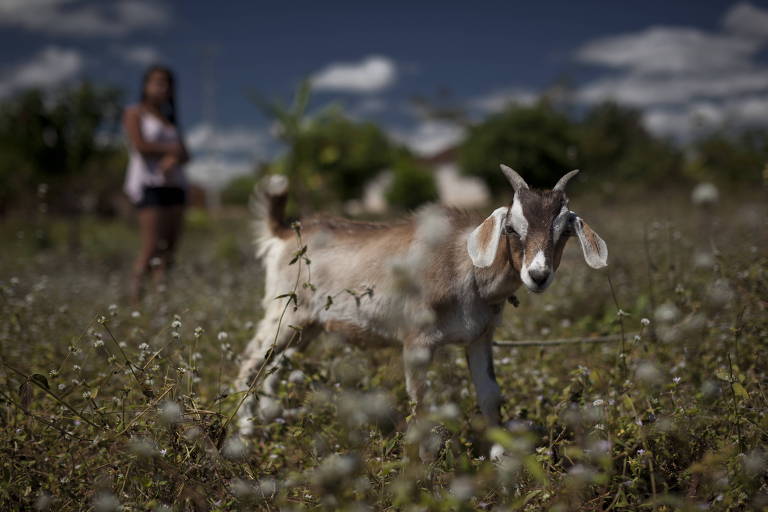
[173,126,191,164]
[123,106,183,157]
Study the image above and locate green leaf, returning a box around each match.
[486,428,514,450]
[524,454,549,485]
[31,374,49,390]
[732,382,749,400]
[289,245,308,265]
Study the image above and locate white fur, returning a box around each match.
[467,207,508,268]
[509,198,528,238]
[521,250,554,292]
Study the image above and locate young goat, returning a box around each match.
[236,165,608,441]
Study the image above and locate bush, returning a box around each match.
[576,102,683,187]
[687,129,768,185]
[460,101,576,192]
[385,153,438,210]
[221,174,258,206]
[291,112,393,206]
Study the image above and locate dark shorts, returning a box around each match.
[135,187,187,208]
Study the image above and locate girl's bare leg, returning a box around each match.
[131,207,160,305]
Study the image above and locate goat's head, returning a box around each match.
[467,164,608,293]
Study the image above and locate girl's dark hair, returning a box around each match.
[140,65,177,125]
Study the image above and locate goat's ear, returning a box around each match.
[570,215,608,269]
[467,208,506,268]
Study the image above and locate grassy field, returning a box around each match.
[1,187,766,511]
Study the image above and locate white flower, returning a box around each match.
[128,437,158,457]
[92,491,120,512]
[691,182,719,207]
[158,401,183,425]
[217,332,228,341]
[592,399,605,407]
[221,437,248,460]
[450,476,476,502]
[171,320,181,329]
[636,362,662,385]
[654,303,679,324]
[288,370,306,384]
[640,318,650,327]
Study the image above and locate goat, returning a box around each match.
[235,165,608,447]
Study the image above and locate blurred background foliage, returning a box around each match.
[0,83,124,216]
[0,80,765,219]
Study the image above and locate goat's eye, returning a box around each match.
[504,225,518,236]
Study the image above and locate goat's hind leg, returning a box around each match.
[236,306,310,436]
[403,340,448,462]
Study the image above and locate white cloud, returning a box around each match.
[644,95,768,139]
[574,3,768,139]
[577,27,758,74]
[311,55,397,93]
[355,97,388,114]
[577,69,768,107]
[392,120,465,157]
[723,2,768,40]
[469,88,537,113]
[0,0,169,37]
[185,156,255,188]
[114,45,163,66]
[0,46,83,97]
[186,124,268,154]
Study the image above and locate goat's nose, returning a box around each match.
[528,269,550,286]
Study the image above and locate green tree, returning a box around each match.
[221,174,258,206]
[459,101,576,192]
[385,151,437,210]
[0,83,124,215]
[291,111,393,205]
[0,83,124,250]
[576,102,682,186]
[253,81,396,211]
[688,128,767,185]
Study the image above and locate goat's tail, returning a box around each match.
[251,174,290,255]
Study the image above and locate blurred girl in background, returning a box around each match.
[123,65,190,304]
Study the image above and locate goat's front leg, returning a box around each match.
[466,337,502,426]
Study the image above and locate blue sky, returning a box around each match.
[2,1,768,186]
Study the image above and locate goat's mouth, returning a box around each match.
[525,283,549,293]
[521,271,554,293]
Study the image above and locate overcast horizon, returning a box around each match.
[2,0,768,186]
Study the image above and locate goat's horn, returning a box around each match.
[500,164,529,193]
[553,169,580,192]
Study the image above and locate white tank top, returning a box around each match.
[123,108,187,203]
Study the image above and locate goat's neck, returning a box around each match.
[472,238,521,303]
